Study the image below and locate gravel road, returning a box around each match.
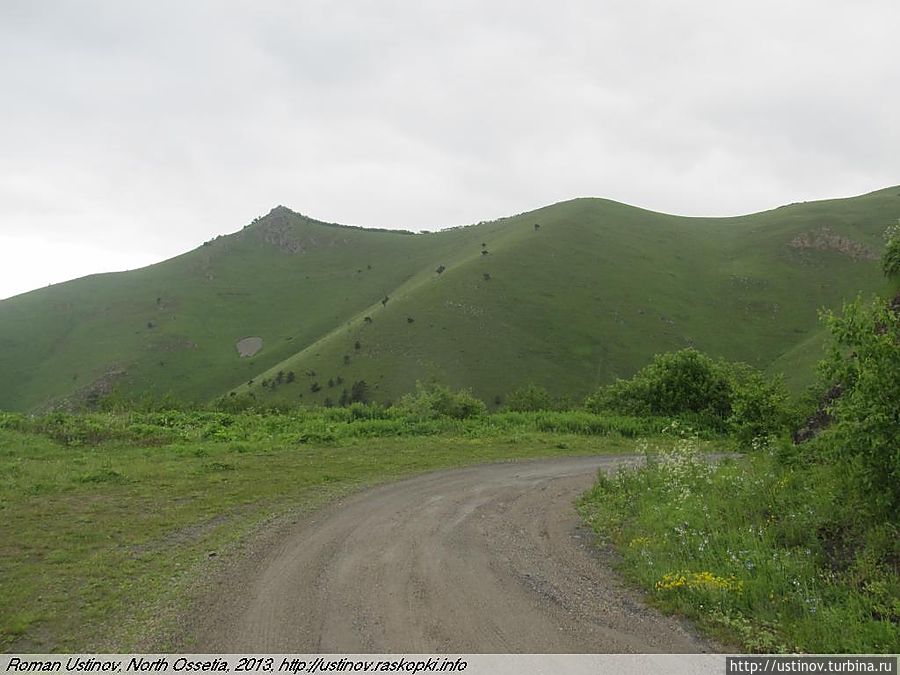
[186,455,717,653]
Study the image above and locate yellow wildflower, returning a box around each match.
[656,571,743,593]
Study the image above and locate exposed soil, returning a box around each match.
[787,227,877,261]
[177,455,719,653]
[236,336,263,358]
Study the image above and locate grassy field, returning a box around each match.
[1,187,897,412]
[0,409,670,652]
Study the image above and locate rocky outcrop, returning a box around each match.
[788,227,877,261]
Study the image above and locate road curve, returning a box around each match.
[186,455,716,653]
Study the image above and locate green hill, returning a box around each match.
[1,187,897,411]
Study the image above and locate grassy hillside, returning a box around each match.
[1,188,898,411]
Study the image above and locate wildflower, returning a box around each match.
[655,571,743,593]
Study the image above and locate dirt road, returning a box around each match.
[186,455,716,652]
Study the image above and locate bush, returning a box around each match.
[505,384,555,412]
[585,349,792,445]
[818,295,900,515]
[395,383,486,420]
[727,364,792,445]
[585,349,732,418]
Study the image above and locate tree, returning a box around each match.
[339,389,350,407]
[585,348,732,418]
[310,381,321,393]
[286,371,295,383]
[436,265,446,274]
[354,340,361,350]
[819,295,900,514]
[350,380,369,403]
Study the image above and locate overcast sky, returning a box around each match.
[1,0,898,300]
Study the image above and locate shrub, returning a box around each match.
[506,384,555,412]
[727,365,792,445]
[586,349,732,418]
[395,383,486,420]
[585,349,792,444]
[818,295,900,515]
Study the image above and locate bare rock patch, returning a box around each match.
[236,337,263,358]
[787,227,876,261]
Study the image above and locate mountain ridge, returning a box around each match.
[1,186,897,411]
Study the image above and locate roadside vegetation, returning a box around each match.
[579,230,900,653]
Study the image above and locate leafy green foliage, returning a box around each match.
[505,384,556,411]
[586,349,732,418]
[585,349,792,444]
[727,365,793,446]
[818,295,900,514]
[395,383,487,420]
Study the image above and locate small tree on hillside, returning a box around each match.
[350,380,369,403]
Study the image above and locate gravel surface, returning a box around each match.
[183,455,718,653]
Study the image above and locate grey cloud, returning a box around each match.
[0,0,897,295]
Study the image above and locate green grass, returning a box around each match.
[1,188,898,411]
[0,409,666,652]
[578,437,899,653]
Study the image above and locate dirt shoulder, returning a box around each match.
[174,455,719,653]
